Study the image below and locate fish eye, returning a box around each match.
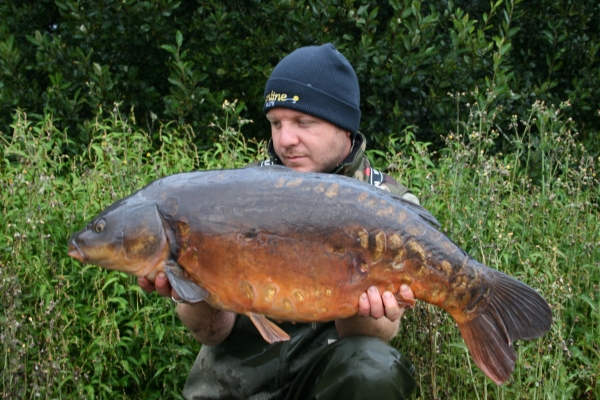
[94,218,106,233]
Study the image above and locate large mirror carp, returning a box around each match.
[68,166,552,385]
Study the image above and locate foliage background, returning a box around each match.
[1,101,599,398]
[1,0,599,155]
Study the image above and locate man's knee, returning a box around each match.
[325,336,415,387]
[287,336,416,399]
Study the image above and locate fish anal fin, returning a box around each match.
[163,260,209,303]
[247,312,291,344]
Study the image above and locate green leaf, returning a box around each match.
[176,31,183,48]
[500,42,512,56]
[93,62,102,77]
[160,44,177,55]
[101,275,121,291]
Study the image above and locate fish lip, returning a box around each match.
[67,240,87,263]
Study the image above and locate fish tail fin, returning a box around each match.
[457,262,552,385]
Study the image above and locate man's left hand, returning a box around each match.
[357,284,413,322]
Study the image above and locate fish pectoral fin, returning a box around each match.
[163,260,209,303]
[247,313,291,344]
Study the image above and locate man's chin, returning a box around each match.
[283,158,313,172]
[289,166,314,173]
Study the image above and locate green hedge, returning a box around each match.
[1,0,599,154]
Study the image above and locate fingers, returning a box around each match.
[357,285,415,321]
[367,286,385,319]
[137,276,156,294]
[358,286,385,319]
[154,272,175,298]
[399,284,414,302]
[357,292,371,318]
[382,291,402,321]
[137,273,178,299]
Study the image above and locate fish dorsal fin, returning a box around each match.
[163,260,209,303]
[389,193,441,228]
[247,313,291,343]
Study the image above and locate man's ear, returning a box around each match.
[336,127,352,141]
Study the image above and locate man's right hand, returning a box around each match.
[137,272,184,301]
[137,272,236,345]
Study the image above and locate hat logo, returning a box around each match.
[265,90,299,107]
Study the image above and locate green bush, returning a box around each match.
[1,0,598,154]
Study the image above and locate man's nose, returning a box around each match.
[278,124,300,147]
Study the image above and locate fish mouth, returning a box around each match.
[67,240,87,263]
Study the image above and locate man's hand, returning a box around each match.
[137,273,235,345]
[335,284,414,341]
[357,284,413,322]
[137,272,182,300]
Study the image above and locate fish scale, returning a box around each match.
[68,165,552,385]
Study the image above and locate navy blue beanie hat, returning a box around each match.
[263,43,361,137]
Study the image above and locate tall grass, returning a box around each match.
[381,96,599,399]
[1,99,597,399]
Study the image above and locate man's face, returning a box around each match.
[266,108,352,173]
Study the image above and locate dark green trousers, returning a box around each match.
[183,316,415,399]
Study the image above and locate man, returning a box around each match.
[139,43,419,399]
